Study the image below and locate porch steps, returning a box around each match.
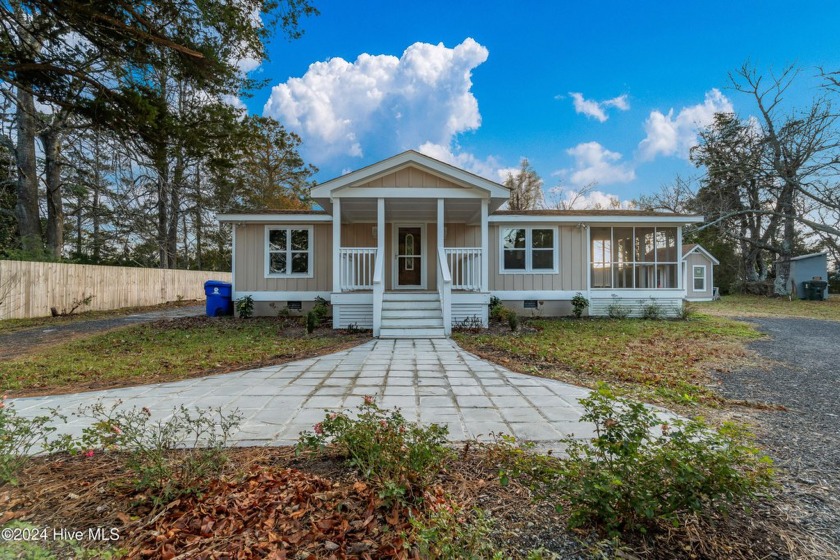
[379,292,446,339]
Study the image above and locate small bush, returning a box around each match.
[489,296,504,322]
[312,296,331,325]
[677,300,695,320]
[59,401,242,504]
[235,295,254,318]
[306,310,318,333]
[0,396,62,485]
[607,295,631,319]
[298,398,451,503]
[498,384,774,537]
[640,297,664,320]
[571,292,589,318]
[411,497,503,560]
[507,310,519,332]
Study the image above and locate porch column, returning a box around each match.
[437,198,445,251]
[332,197,341,292]
[377,198,385,255]
[480,198,489,292]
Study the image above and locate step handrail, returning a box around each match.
[437,246,452,336]
[372,246,384,337]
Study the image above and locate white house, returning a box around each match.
[218,151,705,337]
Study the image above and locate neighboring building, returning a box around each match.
[780,252,830,299]
[218,151,704,337]
[682,244,719,302]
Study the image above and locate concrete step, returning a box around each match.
[381,301,440,311]
[382,309,443,319]
[381,317,444,328]
[379,327,447,339]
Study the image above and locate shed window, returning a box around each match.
[266,226,312,277]
[693,265,706,291]
[501,227,557,273]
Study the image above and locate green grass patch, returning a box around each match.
[695,294,840,322]
[0,300,201,335]
[0,317,367,395]
[453,314,760,408]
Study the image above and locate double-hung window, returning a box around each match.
[266,226,313,277]
[501,227,557,273]
[693,265,706,291]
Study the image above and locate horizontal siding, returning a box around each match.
[590,297,683,318]
[335,303,373,329]
[451,302,488,326]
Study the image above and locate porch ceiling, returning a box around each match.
[340,198,483,224]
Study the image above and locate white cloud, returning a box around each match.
[638,88,733,160]
[547,187,633,210]
[417,142,503,182]
[568,92,630,122]
[264,38,489,165]
[559,142,636,187]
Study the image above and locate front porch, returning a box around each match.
[329,197,491,337]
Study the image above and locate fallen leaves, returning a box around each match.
[124,467,412,559]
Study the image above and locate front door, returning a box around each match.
[394,224,425,289]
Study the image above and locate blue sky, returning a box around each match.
[242,1,840,206]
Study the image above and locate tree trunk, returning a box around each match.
[166,154,183,269]
[14,86,41,253]
[40,127,65,258]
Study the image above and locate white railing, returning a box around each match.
[437,246,452,336]
[372,246,384,337]
[339,247,376,291]
[444,247,482,291]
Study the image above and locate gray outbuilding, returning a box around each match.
[780,252,830,300]
[682,244,719,301]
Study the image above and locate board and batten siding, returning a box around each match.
[488,224,587,292]
[684,252,714,299]
[234,223,332,292]
[356,167,463,189]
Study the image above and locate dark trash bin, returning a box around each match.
[809,280,828,301]
[204,280,233,316]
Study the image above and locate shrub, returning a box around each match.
[411,498,503,560]
[235,295,254,318]
[298,398,451,503]
[607,295,631,319]
[640,297,664,320]
[677,300,695,320]
[507,310,519,332]
[306,310,318,333]
[488,296,504,322]
[498,384,774,537]
[312,296,330,325]
[0,395,62,485]
[59,401,242,504]
[571,292,589,318]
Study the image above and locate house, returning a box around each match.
[778,252,829,299]
[217,151,704,337]
[682,244,719,302]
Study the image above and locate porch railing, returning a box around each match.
[437,246,452,336]
[339,247,376,291]
[372,246,384,337]
[444,247,482,291]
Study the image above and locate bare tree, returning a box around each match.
[504,158,544,211]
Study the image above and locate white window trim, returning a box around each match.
[264,225,314,279]
[499,226,559,274]
[692,265,706,292]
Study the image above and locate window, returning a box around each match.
[266,226,312,277]
[501,227,557,273]
[693,265,706,291]
[590,226,679,289]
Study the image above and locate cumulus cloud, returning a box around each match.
[547,187,633,210]
[568,92,630,122]
[637,89,733,160]
[417,142,503,181]
[264,38,489,166]
[559,142,636,187]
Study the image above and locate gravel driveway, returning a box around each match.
[0,304,204,359]
[715,317,840,551]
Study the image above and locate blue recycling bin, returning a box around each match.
[204,280,233,316]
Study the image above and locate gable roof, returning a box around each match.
[310,150,510,199]
[682,243,720,265]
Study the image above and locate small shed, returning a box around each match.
[782,252,829,299]
[682,244,719,301]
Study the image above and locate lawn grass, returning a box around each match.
[453,314,761,409]
[0,316,368,396]
[0,299,201,335]
[694,293,840,322]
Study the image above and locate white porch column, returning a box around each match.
[332,197,341,293]
[480,198,489,292]
[437,199,445,250]
[377,198,385,256]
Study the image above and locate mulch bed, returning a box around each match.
[1,446,831,559]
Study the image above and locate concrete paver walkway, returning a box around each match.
[12,339,605,447]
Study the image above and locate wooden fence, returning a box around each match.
[0,260,231,320]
